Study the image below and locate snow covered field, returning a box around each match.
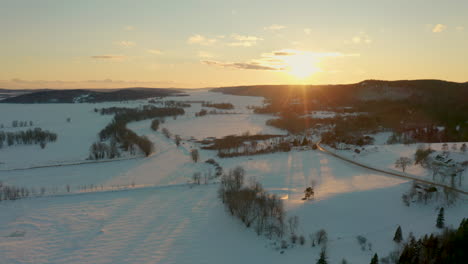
[1,90,467,264]
[333,142,468,191]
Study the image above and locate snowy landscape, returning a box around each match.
[0,88,466,264]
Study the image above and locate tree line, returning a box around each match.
[195,108,238,117]
[201,102,234,110]
[90,105,184,159]
[200,134,316,158]
[217,166,330,257]
[218,166,286,239]
[3,120,35,128]
[0,128,57,149]
[397,218,467,263]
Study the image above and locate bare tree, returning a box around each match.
[174,135,182,147]
[316,229,328,246]
[192,172,201,184]
[451,143,457,151]
[161,128,171,138]
[442,143,449,155]
[461,143,467,153]
[395,157,412,173]
[288,215,299,235]
[190,149,199,163]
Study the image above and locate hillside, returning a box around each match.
[0,88,185,103]
[213,80,468,140]
[212,79,468,104]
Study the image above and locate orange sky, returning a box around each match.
[1,0,467,89]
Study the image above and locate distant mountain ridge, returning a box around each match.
[0,87,185,103]
[211,79,468,104]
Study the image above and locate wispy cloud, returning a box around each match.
[228,34,263,47]
[273,51,297,56]
[188,34,262,47]
[147,49,162,55]
[304,28,312,35]
[202,49,357,72]
[432,24,447,33]
[187,34,218,46]
[90,55,126,61]
[114,41,136,47]
[264,24,286,31]
[456,26,464,31]
[123,25,135,31]
[202,60,280,71]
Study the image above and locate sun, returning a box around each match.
[283,53,320,79]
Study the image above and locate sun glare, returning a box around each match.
[283,53,320,79]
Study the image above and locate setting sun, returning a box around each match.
[283,53,320,79]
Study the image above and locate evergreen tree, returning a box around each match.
[393,225,403,243]
[316,248,327,264]
[370,253,378,264]
[436,207,445,229]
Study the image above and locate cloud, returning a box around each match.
[147,49,162,55]
[267,49,353,58]
[228,34,263,47]
[90,55,126,61]
[188,34,217,46]
[264,24,286,31]
[273,51,297,56]
[114,41,136,47]
[304,28,312,35]
[123,25,135,31]
[432,24,447,33]
[202,60,280,71]
[456,26,464,31]
[202,49,357,72]
[187,33,262,47]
